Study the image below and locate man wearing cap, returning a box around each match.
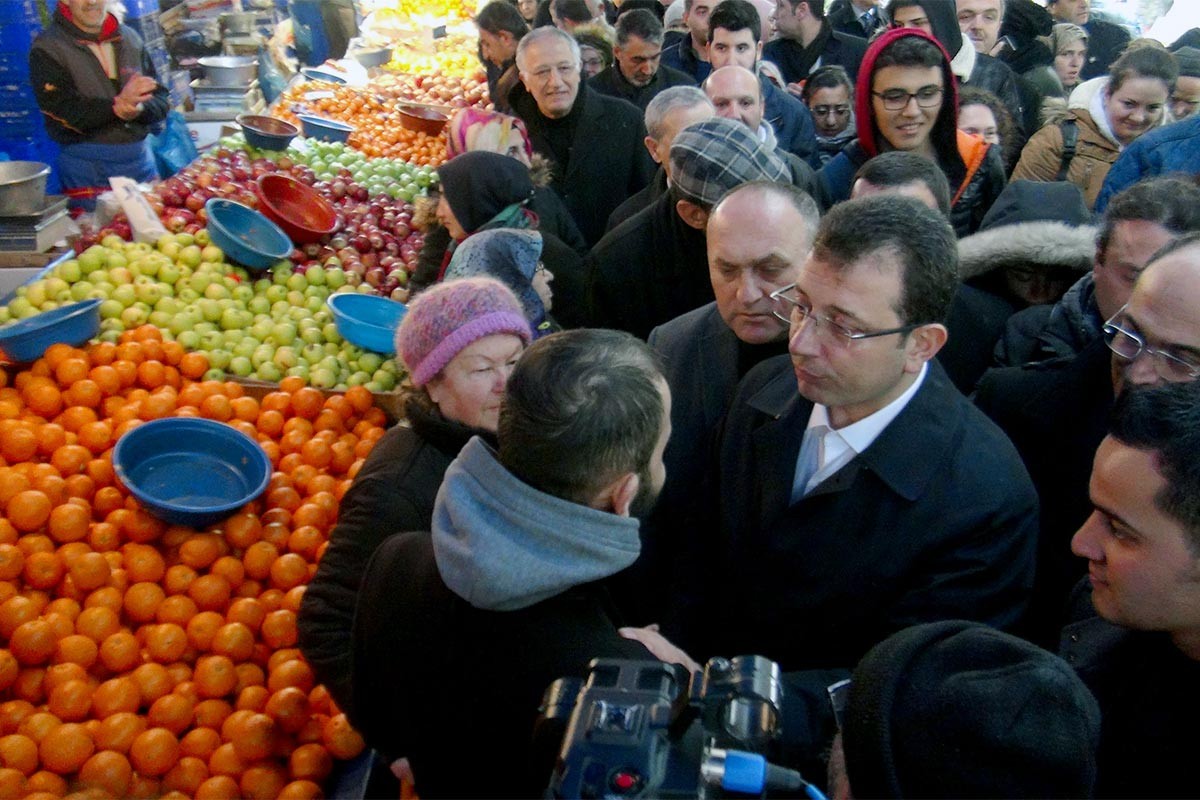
[831,620,1101,798]
[584,116,795,340]
[1063,380,1200,799]
[511,26,656,247]
[649,195,1037,770]
[589,9,696,111]
[976,231,1200,645]
[350,328,673,799]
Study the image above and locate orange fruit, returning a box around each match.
[8,490,52,533]
[129,726,179,777]
[162,754,209,795]
[76,749,133,797]
[179,726,221,760]
[90,677,141,719]
[67,552,111,593]
[39,721,94,774]
[288,741,332,782]
[123,543,165,583]
[241,761,289,800]
[46,678,93,721]
[322,713,365,760]
[260,609,297,649]
[155,595,198,627]
[185,611,225,651]
[46,502,89,544]
[266,687,310,734]
[52,634,98,669]
[22,551,63,590]
[130,662,174,706]
[93,711,146,754]
[147,693,194,736]
[194,655,237,699]
[98,631,140,673]
[123,581,165,623]
[75,606,120,642]
[210,622,255,663]
[10,620,56,665]
[145,623,188,663]
[0,733,39,775]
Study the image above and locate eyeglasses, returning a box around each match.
[811,104,850,117]
[1103,305,1200,382]
[769,284,921,345]
[871,85,943,110]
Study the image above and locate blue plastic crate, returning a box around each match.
[0,24,40,52]
[0,85,37,112]
[0,1,40,25]
[124,0,161,19]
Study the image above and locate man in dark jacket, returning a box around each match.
[1046,0,1130,80]
[625,182,820,628]
[996,177,1200,367]
[589,9,695,110]
[351,329,672,799]
[706,0,821,168]
[606,86,715,232]
[660,0,715,81]
[586,117,794,339]
[30,0,170,210]
[1062,380,1200,799]
[670,195,1037,770]
[511,26,656,247]
[826,0,888,38]
[475,0,529,112]
[976,234,1200,645]
[764,0,868,85]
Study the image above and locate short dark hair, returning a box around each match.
[476,0,530,38]
[708,0,761,45]
[1109,380,1200,553]
[853,151,953,218]
[618,0,665,22]
[1108,39,1178,95]
[498,329,666,505]
[813,195,958,325]
[616,8,664,46]
[873,32,945,71]
[802,64,853,102]
[1098,177,1200,263]
[554,0,594,25]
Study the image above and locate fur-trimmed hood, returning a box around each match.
[958,220,1097,280]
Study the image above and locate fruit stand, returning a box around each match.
[0,2,498,796]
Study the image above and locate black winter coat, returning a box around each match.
[1081,18,1132,81]
[296,397,491,715]
[588,62,696,110]
[974,338,1114,646]
[351,530,650,798]
[512,83,656,247]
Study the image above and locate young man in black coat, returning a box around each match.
[764,0,868,86]
[511,26,656,247]
[350,329,675,799]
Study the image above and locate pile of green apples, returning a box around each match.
[0,233,402,392]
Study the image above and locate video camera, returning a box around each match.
[538,656,825,799]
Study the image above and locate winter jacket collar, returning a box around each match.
[431,437,641,611]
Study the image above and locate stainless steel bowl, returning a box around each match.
[198,55,258,88]
[220,12,257,35]
[351,47,393,68]
[0,161,51,216]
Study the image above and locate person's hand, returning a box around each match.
[114,74,157,119]
[618,624,701,674]
[786,81,806,98]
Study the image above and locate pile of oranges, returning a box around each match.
[0,326,387,799]
[275,86,449,166]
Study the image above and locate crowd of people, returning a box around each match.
[292,0,1200,797]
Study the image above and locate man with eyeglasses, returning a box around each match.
[976,231,1200,645]
[652,195,1036,772]
[511,26,656,247]
[589,9,696,111]
[1060,379,1200,798]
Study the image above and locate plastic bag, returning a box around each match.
[147,110,199,179]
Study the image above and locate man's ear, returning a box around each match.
[675,198,709,229]
[519,68,533,92]
[906,322,948,370]
[644,134,662,163]
[590,471,640,517]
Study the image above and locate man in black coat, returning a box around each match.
[511,26,657,247]
[586,117,794,339]
[826,0,888,38]
[589,8,696,110]
[976,234,1200,645]
[624,182,820,627]
[1061,381,1200,799]
[655,196,1037,770]
[763,0,868,85]
[351,330,673,799]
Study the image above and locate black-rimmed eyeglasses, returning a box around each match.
[871,86,943,110]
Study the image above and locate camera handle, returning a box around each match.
[701,748,829,800]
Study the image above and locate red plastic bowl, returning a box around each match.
[255,173,337,244]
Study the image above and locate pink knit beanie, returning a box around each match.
[396,277,533,387]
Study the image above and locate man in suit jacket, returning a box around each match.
[764,0,868,85]
[622,182,820,626]
[653,195,1037,768]
[511,26,657,246]
[827,0,888,38]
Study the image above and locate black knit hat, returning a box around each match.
[842,620,1101,799]
[1173,46,1200,79]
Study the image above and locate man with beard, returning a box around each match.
[590,9,696,110]
[350,328,675,798]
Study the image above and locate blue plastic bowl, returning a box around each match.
[112,417,272,527]
[236,113,298,151]
[205,198,292,270]
[0,298,101,363]
[297,114,354,143]
[327,292,407,354]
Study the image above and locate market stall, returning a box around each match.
[0,1,499,796]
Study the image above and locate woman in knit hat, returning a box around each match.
[298,277,532,719]
[444,228,560,338]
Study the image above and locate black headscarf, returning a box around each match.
[436,151,535,233]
